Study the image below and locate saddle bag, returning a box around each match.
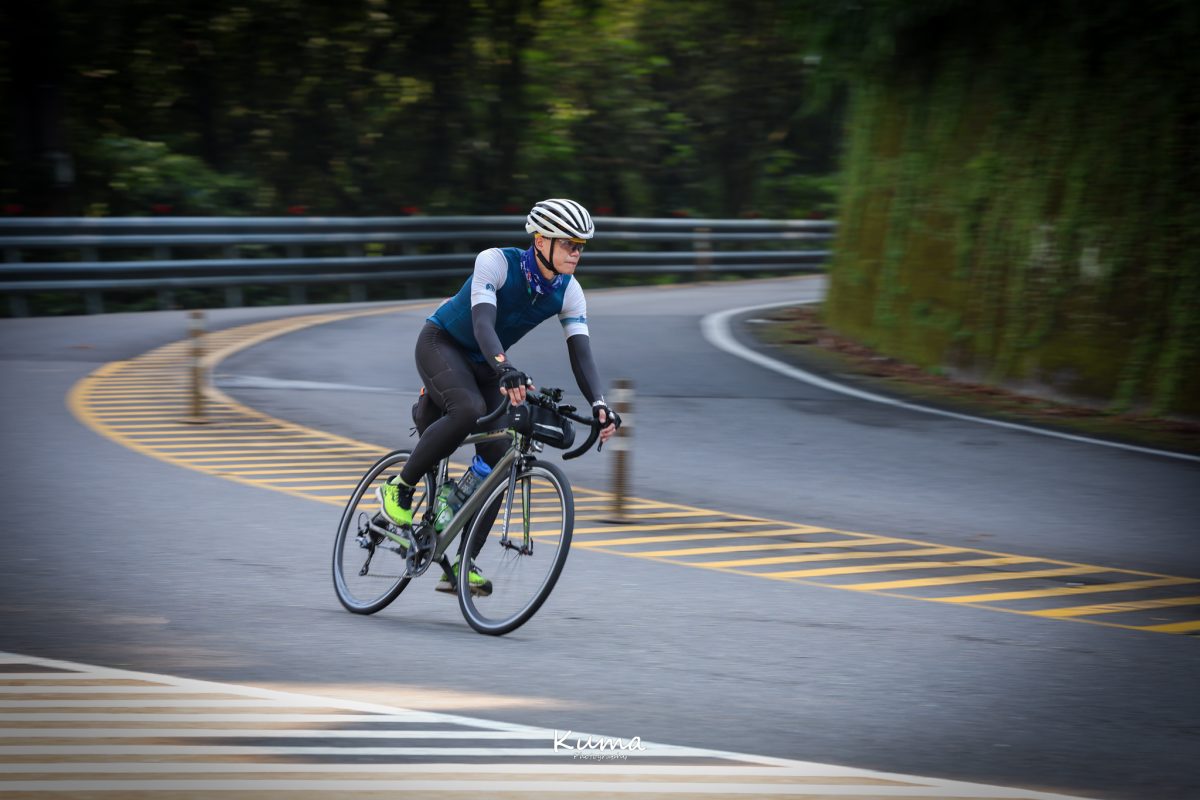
[411,387,441,436]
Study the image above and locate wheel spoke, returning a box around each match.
[332,451,432,614]
[459,461,574,635]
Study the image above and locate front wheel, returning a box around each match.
[332,450,433,614]
[458,459,574,635]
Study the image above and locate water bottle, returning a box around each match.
[433,480,458,532]
[455,455,492,502]
[433,456,492,531]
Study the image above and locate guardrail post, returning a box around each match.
[221,246,244,307]
[153,246,174,308]
[182,310,210,424]
[694,226,712,282]
[286,243,307,304]
[4,247,25,315]
[349,282,367,303]
[81,244,104,313]
[606,379,634,523]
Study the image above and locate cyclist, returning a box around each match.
[378,198,619,595]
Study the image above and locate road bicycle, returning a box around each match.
[332,387,615,635]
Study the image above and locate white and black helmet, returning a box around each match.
[525,198,595,240]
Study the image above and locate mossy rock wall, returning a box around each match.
[824,6,1200,416]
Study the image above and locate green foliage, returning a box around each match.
[2,0,840,218]
[820,0,1200,415]
[84,137,261,215]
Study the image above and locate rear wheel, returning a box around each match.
[332,450,433,614]
[458,459,573,635]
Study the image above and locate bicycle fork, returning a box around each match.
[498,458,533,555]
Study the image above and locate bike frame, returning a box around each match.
[334,385,617,632]
[424,428,524,562]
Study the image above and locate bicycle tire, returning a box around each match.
[332,450,433,614]
[458,459,574,635]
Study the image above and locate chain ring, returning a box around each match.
[403,524,437,577]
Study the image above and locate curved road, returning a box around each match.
[1,276,1197,798]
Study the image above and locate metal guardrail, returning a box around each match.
[0,216,833,315]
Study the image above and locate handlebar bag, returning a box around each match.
[509,404,576,449]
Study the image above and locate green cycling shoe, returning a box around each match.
[436,560,493,597]
[376,475,415,527]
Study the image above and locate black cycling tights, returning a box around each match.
[399,322,508,488]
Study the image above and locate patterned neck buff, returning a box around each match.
[521,245,563,296]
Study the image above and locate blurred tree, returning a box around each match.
[522,0,838,217]
[0,0,840,218]
[2,2,74,214]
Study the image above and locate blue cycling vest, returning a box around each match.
[428,247,573,362]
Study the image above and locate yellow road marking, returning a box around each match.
[573,497,675,509]
[84,390,189,396]
[150,439,340,448]
[88,417,229,422]
[932,577,1199,603]
[219,466,379,475]
[574,530,871,548]
[1136,619,1200,633]
[82,402,196,409]
[694,545,973,568]
[844,565,1101,592]
[67,302,1200,637]
[123,436,331,445]
[758,555,1043,580]
[631,537,898,557]
[1030,595,1200,618]
[135,447,370,457]
[241,475,364,483]
[577,510,716,520]
[184,453,382,463]
[572,519,771,535]
[258,484,361,492]
[101,421,277,429]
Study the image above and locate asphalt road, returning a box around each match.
[1,276,1198,799]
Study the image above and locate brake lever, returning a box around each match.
[595,414,621,453]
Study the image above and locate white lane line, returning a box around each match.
[0,685,220,693]
[0,729,550,739]
[702,300,1200,464]
[0,714,433,723]
[0,652,1096,800]
[0,745,706,758]
[0,654,543,734]
[0,762,1029,776]
[0,700,374,708]
[0,674,147,681]
[0,779,1083,797]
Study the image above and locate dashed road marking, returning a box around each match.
[66,305,1200,636]
[0,652,1094,798]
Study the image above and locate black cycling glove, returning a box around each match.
[498,363,529,391]
[592,400,620,429]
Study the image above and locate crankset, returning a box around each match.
[402,523,437,577]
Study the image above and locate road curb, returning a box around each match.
[702,300,1200,464]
